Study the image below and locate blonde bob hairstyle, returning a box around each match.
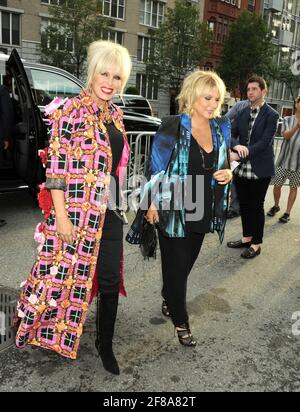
[177,70,226,118]
[86,40,132,93]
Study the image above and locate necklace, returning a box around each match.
[99,101,113,124]
[191,120,215,170]
[198,145,215,171]
[90,91,113,123]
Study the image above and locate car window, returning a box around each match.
[112,95,123,106]
[123,97,150,108]
[26,68,81,106]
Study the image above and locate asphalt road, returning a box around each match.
[0,188,300,392]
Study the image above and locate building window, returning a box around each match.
[102,29,124,45]
[282,17,291,32]
[215,16,231,43]
[271,14,281,39]
[102,0,125,19]
[248,0,255,12]
[41,18,74,52]
[139,0,164,28]
[41,0,73,4]
[41,0,77,4]
[42,1,126,19]
[279,47,291,65]
[41,0,59,4]
[208,17,215,32]
[291,1,300,16]
[137,36,155,62]
[296,22,300,47]
[136,73,158,100]
[223,18,228,42]
[0,11,20,46]
[216,17,223,42]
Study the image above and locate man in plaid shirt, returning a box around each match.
[227,75,279,258]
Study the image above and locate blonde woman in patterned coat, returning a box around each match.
[15,41,132,375]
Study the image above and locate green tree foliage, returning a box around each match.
[145,0,212,97]
[218,11,276,98]
[125,86,139,95]
[40,0,111,79]
[273,63,300,101]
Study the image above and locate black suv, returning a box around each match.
[112,94,153,116]
[0,49,161,193]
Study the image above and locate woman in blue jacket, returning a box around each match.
[127,70,232,347]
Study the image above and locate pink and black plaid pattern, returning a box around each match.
[15,91,129,359]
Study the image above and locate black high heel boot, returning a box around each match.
[95,292,120,375]
[174,323,197,347]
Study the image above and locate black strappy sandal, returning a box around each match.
[175,323,197,347]
[162,299,171,317]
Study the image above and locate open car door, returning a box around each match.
[8,49,46,187]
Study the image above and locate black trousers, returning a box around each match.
[235,176,271,245]
[158,229,205,326]
[97,211,123,294]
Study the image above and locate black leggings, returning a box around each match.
[158,229,205,326]
[97,211,123,294]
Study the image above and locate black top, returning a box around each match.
[185,135,215,234]
[106,122,124,208]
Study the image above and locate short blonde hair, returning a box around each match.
[177,70,226,117]
[86,40,132,93]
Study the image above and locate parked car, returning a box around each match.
[0,49,161,193]
[112,94,153,116]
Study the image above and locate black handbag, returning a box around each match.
[140,220,157,259]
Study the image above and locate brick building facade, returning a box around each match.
[203,0,261,70]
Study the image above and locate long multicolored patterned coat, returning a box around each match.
[15,90,129,359]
